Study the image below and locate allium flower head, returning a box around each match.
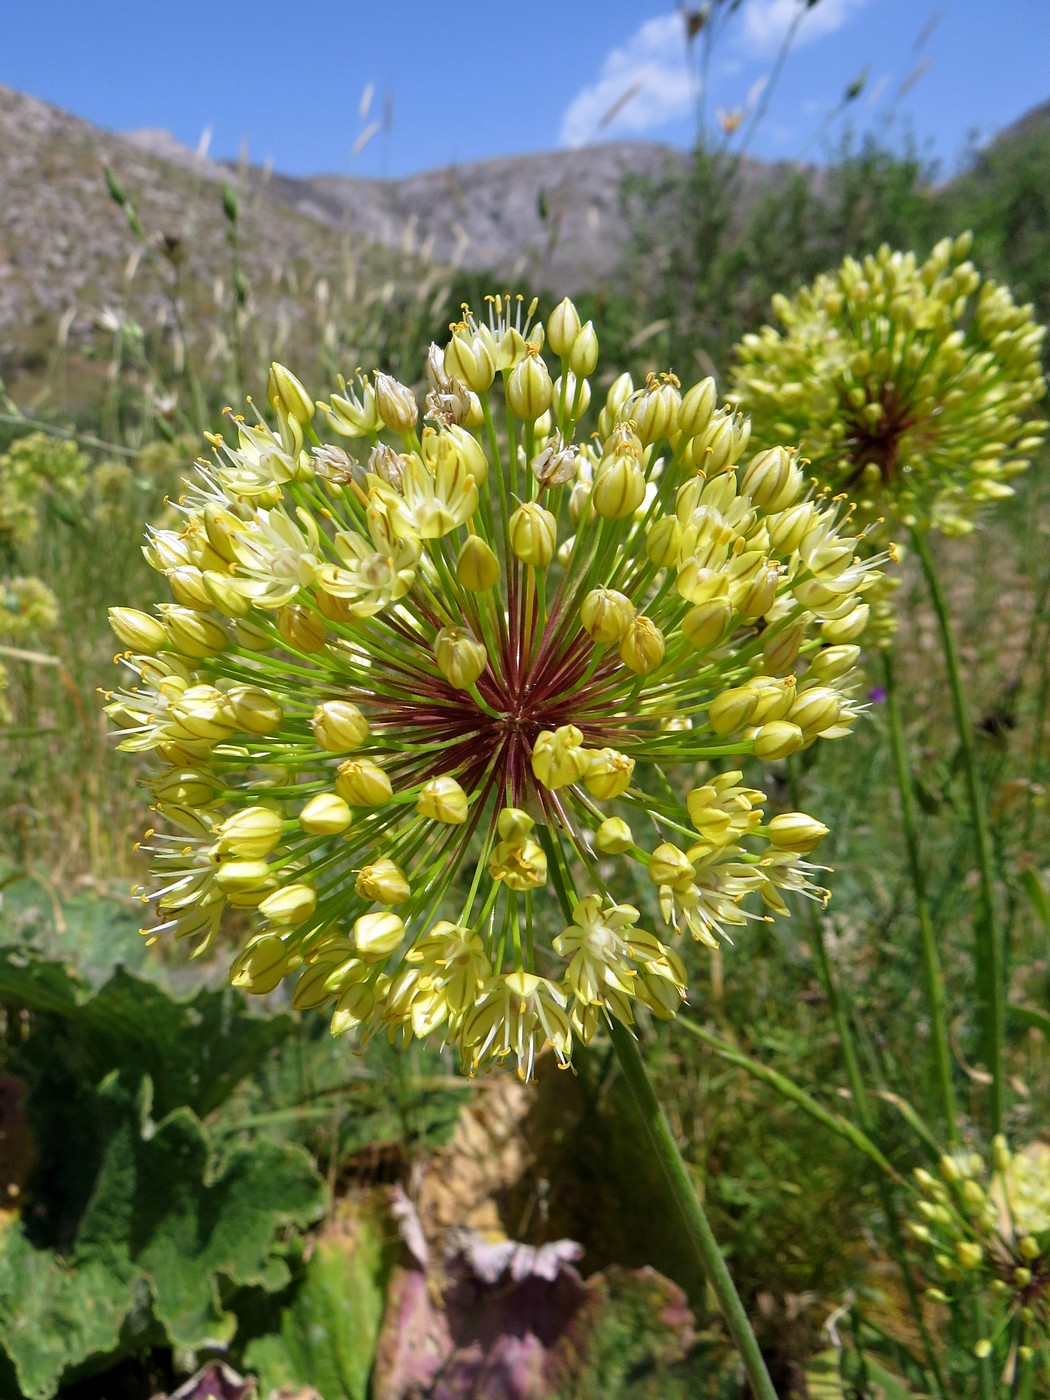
[732,234,1047,538]
[908,1137,1050,1362]
[106,293,884,1078]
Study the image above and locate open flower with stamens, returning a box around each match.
[732,234,1048,540]
[106,293,885,1079]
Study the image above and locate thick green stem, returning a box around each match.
[882,649,959,1142]
[608,1020,778,1400]
[910,526,1004,1132]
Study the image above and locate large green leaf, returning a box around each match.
[243,1192,397,1400]
[0,1069,326,1400]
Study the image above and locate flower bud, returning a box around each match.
[708,687,758,735]
[681,599,732,650]
[168,567,214,611]
[163,607,228,658]
[417,776,469,824]
[762,621,805,675]
[678,377,717,438]
[768,502,816,554]
[584,748,635,800]
[595,817,633,854]
[230,934,291,994]
[356,859,411,905]
[267,362,314,426]
[547,297,581,357]
[790,686,842,737]
[204,573,254,618]
[619,616,665,674]
[435,625,487,689]
[1019,1235,1040,1261]
[259,882,318,926]
[808,645,860,681]
[373,371,419,435]
[442,423,489,484]
[277,605,327,653]
[740,447,803,512]
[580,588,635,644]
[299,792,353,835]
[312,700,369,752]
[593,457,646,519]
[631,378,680,445]
[497,807,534,840]
[821,603,870,644]
[507,351,553,420]
[218,806,284,859]
[216,858,274,895]
[335,758,393,807]
[568,322,599,377]
[152,767,218,807]
[509,502,557,566]
[445,329,496,392]
[109,607,167,652]
[765,812,829,853]
[752,721,806,760]
[955,1241,983,1270]
[353,911,406,958]
[646,516,681,568]
[553,372,591,417]
[649,843,694,887]
[532,724,590,790]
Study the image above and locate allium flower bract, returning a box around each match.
[732,234,1047,538]
[106,294,885,1078]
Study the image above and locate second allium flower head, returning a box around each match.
[106,294,884,1079]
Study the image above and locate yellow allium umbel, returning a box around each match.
[732,234,1047,538]
[106,294,885,1079]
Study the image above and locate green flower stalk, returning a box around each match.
[732,234,1047,540]
[105,293,886,1081]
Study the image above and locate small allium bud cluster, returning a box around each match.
[732,234,1047,540]
[908,1137,1050,1371]
[106,292,887,1080]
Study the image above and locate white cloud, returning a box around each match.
[739,0,868,55]
[559,13,693,148]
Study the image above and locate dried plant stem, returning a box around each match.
[911,526,1004,1132]
[882,648,959,1142]
[608,1020,778,1400]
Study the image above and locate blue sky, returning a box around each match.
[3,1,1048,179]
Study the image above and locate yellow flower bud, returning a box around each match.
[592,457,646,519]
[356,858,411,905]
[259,882,318,926]
[821,603,870,644]
[1019,1235,1040,1261]
[202,504,244,564]
[649,843,694,887]
[169,685,236,741]
[765,812,829,853]
[109,607,167,652]
[532,724,590,790]
[218,806,284,859]
[808,645,860,681]
[168,566,214,611]
[956,1241,983,1270]
[163,606,228,658]
[353,911,406,958]
[216,858,274,895]
[568,321,599,377]
[417,776,469,824]
[631,377,680,445]
[763,621,805,675]
[508,502,557,566]
[227,685,284,735]
[230,934,291,994]
[373,371,419,435]
[595,817,634,854]
[456,535,500,591]
[752,720,806,760]
[678,377,717,438]
[507,351,553,420]
[277,605,327,653]
[747,678,795,724]
[435,625,487,689]
[204,573,253,618]
[547,297,582,357]
[580,588,635,644]
[335,758,393,807]
[497,807,534,840]
[584,748,635,800]
[445,328,496,392]
[739,447,803,511]
[299,792,353,835]
[442,423,489,484]
[681,599,732,651]
[312,700,369,752]
[152,767,218,807]
[267,362,314,425]
[789,686,843,737]
[646,516,682,568]
[619,616,665,675]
